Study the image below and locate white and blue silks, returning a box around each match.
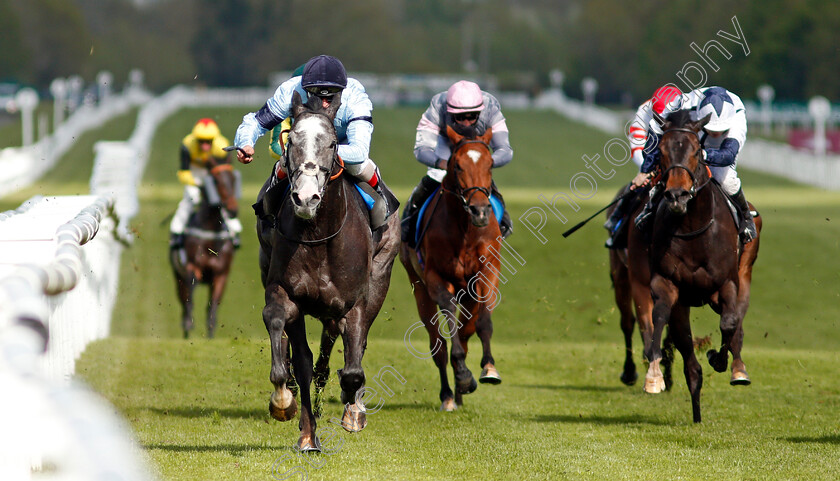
[234,76,374,166]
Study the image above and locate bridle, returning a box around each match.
[660,127,716,238]
[275,111,348,245]
[660,127,711,200]
[440,138,492,213]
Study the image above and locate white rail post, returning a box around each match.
[808,96,831,157]
[50,78,67,130]
[757,84,775,136]
[15,88,39,147]
[581,77,598,105]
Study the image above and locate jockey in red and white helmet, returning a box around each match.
[402,80,514,245]
[603,85,684,248]
[620,86,756,244]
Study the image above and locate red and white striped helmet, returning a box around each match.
[649,85,683,134]
[446,80,485,114]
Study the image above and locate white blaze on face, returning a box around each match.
[467,149,482,164]
[291,116,332,211]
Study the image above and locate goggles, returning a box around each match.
[453,112,479,122]
[305,85,342,98]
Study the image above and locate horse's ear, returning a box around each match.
[479,127,493,145]
[446,124,464,146]
[689,113,712,132]
[292,91,307,119]
[324,91,342,120]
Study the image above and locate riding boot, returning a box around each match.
[634,184,661,231]
[401,175,441,246]
[359,169,400,230]
[729,187,757,243]
[490,180,512,238]
[169,233,185,250]
[605,187,644,249]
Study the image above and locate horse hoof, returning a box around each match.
[269,388,297,422]
[479,364,502,385]
[706,349,728,373]
[341,403,367,432]
[296,434,321,452]
[730,370,751,386]
[644,375,665,394]
[456,375,477,394]
[620,370,638,386]
[440,398,457,412]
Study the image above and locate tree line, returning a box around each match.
[1,0,837,104]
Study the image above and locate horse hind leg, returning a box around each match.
[612,256,638,386]
[286,316,320,452]
[313,322,339,418]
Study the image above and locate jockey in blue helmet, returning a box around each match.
[234,55,396,229]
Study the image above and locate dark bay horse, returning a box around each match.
[616,110,761,422]
[170,156,239,339]
[399,125,503,412]
[255,91,400,451]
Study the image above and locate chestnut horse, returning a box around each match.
[170,156,239,339]
[614,110,761,422]
[254,92,400,451]
[400,125,503,412]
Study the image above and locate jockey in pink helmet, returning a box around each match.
[402,80,514,246]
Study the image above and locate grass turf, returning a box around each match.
[7,105,840,479]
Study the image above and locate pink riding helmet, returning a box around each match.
[446,80,485,114]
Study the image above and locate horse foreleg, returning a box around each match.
[176,277,194,339]
[264,286,298,423]
[338,305,370,433]
[206,271,230,339]
[313,322,339,418]
[708,280,739,374]
[425,271,476,398]
[730,238,758,385]
[473,305,501,385]
[670,303,703,423]
[644,276,678,394]
[286,315,320,452]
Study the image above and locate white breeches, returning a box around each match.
[170,186,201,234]
[710,164,741,195]
[170,185,242,235]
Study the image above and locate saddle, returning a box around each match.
[412,187,505,248]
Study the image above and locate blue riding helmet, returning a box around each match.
[301,55,347,97]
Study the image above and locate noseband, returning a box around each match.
[441,139,492,212]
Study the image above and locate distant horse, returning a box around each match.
[617,110,761,422]
[255,91,400,451]
[170,156,239,339]
[399,125,503,412]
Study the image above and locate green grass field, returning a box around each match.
[7,106,840,479]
